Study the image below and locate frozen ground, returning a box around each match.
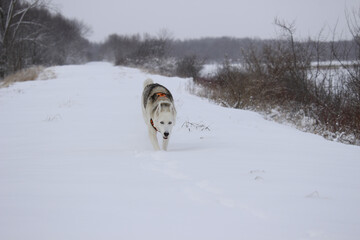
[0,62,359,240]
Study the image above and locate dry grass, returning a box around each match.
[0,66,45,88]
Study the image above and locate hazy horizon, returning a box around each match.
[51,0,359,42]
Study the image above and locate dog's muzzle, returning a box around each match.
[163,132,169,139]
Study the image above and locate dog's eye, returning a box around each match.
[168,121,172,125]
[160,121,164,124]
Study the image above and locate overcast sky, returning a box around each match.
[50,0,359,42]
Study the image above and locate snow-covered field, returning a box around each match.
[1,62,359,240]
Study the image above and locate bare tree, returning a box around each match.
[0,0,92,77]
[0,0,42,77]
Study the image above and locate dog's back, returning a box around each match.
[142,80,173,109]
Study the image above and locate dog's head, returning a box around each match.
[154,102,176,139]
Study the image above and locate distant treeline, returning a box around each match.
[1,0,358,79]
[92,34,358,65]
[169,37,358,62]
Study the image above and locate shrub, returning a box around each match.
[175,55,204,78]
[189,19,360,145]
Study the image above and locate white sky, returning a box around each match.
[50,0,359,42]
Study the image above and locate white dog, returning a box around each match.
[142,79,177,151]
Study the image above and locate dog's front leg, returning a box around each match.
[162,138,169,151]
[148,128,160,151]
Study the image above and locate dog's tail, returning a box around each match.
[143,78,154,88]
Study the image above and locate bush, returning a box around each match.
[189,19,360,145]
[175,55,204,78]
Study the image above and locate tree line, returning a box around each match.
[97,34,357,65]
[1,0,358,80]
[0,0,90,78]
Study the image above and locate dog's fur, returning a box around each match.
[142,79,177,151]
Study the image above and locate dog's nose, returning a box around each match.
[164,132,169,137]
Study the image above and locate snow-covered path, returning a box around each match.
[1,62,359,240]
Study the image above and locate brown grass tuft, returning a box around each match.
[1,66,44,88]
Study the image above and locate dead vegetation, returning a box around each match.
[0,66,44,88]
[187,18,360,145]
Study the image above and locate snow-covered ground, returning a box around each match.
[0,62,359,240]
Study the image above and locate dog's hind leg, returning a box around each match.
[148,128,160,151]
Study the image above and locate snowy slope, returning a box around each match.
[1,62,359,240]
